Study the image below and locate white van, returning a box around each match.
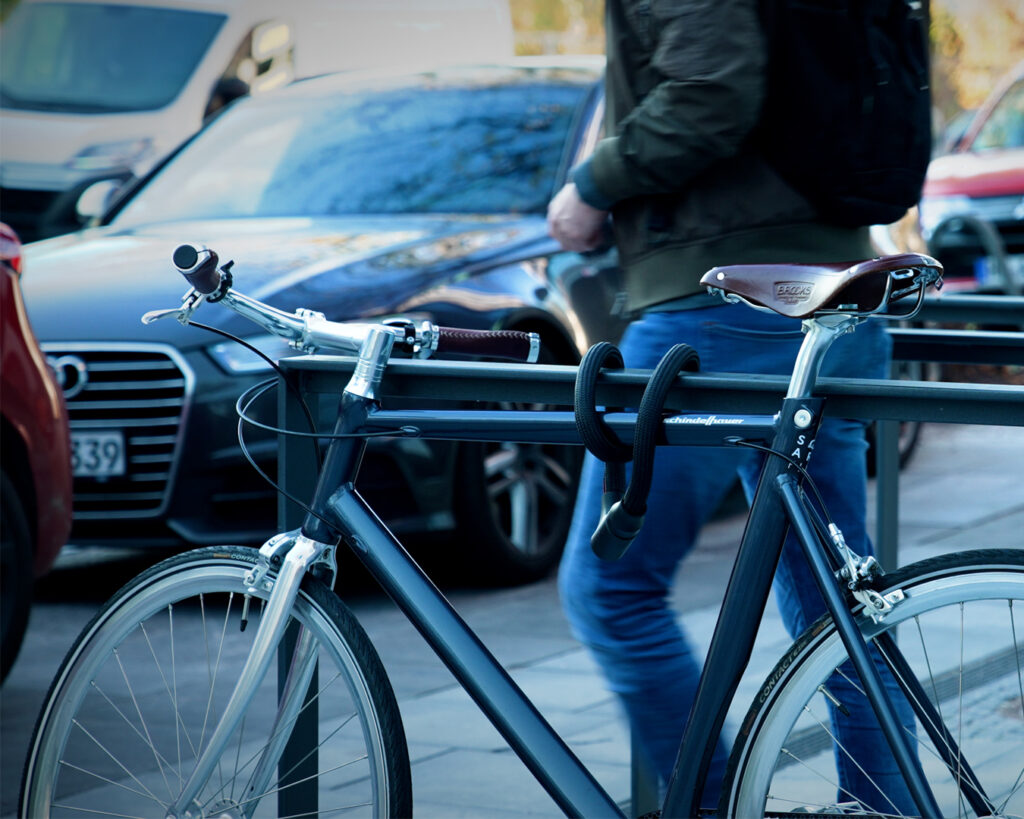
[0,0,514,241]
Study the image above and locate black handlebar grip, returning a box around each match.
[173,244,221,295]
[435,327,540,362]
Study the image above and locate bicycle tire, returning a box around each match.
[721,549,1024,818]
[21,545,412,818]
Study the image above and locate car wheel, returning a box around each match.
[1,471,33,682]
[454,421,583,585]
[452,341,583,585]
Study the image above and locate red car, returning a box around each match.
[0,222,73,681]
[920,60,1024,292]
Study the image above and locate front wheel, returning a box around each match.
[21,546,411,817]
[721,549,1024,818]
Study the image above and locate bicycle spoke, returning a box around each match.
[798,700,902,816]
[999,600,1024,814]
[169,603,183,793]
[198,592,234,798]
[235,755,374,814]
[276,804,373,818]
[776,746,893,816]
[874,638,999,817]
[112,647,174,800]
[88,677,178,796]
[140,619,200,776]
[275,708,358,787]
[59,759,166,805]
[233,673,353,804]
[50,803,151,818]
[69,718,165,806]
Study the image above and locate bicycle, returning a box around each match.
[20,245,1024,818]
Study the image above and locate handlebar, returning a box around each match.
[143,243,541,364]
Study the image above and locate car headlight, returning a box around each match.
[207,334,298,374]
[67,138,154,173]
[918,194,974,239]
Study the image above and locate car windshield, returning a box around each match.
[0,2,225,113]
[112,75,592,221]
[972,78,1024,151]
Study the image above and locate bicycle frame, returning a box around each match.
[167,316,946,818]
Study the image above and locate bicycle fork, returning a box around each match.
[165,533,330,819]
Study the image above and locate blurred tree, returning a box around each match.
[1,0,20,24]
[930,0,1023,140]
[510,0,603,55]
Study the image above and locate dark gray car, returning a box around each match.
[21,61,628,583]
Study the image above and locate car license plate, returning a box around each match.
[975,254,1024,288]
[71,431,126,477]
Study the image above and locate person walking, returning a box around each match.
[547,0,931,811]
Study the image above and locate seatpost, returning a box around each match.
[787,315,862,400]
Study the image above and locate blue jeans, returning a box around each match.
[558,303,916,811]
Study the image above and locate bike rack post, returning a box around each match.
[277,378,321,818]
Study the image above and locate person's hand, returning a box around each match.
[547,183,609,253]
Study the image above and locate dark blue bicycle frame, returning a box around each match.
[280,374,944,818]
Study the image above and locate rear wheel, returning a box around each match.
[720,550,1024,818]
[22,546,411,817]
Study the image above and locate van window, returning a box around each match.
[0,2,225,113]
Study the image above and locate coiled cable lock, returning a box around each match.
[574,341,700,560]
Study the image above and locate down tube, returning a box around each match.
[326,486,625,818]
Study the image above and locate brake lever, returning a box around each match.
[141,288,206,326]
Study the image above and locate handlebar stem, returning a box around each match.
[345,326,396,400]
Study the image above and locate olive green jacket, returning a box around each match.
[572,0,873,312]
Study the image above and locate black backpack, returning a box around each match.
[757,0,933,226]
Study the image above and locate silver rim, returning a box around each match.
[726,564,1024,818]
[483,440,576,555]
[24,554,394,818]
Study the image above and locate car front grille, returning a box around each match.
[42,343,194,519]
